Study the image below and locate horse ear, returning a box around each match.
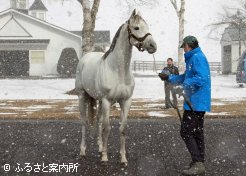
[136,11,142,16]
[130,9,137,19]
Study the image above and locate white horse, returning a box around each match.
[75,9,157,165]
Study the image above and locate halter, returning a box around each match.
[127,20,152,52]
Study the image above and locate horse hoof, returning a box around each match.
[101,157,108,162]
[80,151,86,156]
[121,162,128,167]
[121,156,128,165]
[120,157,128,167]
[101,153,108,162]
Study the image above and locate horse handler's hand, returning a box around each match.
[158,73,169,81]
[174,86,184,97]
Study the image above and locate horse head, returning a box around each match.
[127,9,157,54]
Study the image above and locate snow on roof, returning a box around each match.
[71,30,110,45]
[221,26,246,42]
[0,9,81,40]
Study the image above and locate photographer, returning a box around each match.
[159,36,211,176]
[162,58,179,109]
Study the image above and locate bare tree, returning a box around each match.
[170,0,185,71]
[123,0,157,11]
[209,6,246,57]
[76,0,100,55]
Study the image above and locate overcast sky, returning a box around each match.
[0,0,244,62]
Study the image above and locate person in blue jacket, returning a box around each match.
[159,36,211,176]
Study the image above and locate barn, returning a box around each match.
[0,0,110,77]
[221,26,246,74]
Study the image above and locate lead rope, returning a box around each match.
[152,54,159,75]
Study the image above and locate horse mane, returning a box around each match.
[102,24,124,60]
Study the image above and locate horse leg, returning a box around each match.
[101,98,111,162]
[97,101,103,152]
[78,92,89,156]
[119,98,132,165]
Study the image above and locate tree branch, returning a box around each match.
[123,0,158,13]
[81,0,90,10]
[179,0,185,16]
[129,0,155,6]
[170,0,179,17]
[91,0,100,30]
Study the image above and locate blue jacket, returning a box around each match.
[168,47,211,112]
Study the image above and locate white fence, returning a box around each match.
[132,61,221,73]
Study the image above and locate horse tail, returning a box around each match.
[74,59,97,127]
[87,95,97,127]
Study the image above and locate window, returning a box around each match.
[31,12,37,17]
[38,12,45,20]
[30,12,46,21]
[17,0,27,9]
[30,51,45,64]
[223,45,231,54]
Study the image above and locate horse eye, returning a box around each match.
[134,27,139,30]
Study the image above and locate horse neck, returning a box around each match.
[107,24,133,76]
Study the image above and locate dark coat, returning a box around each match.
[162,65,179,87]
[162,65,179,75]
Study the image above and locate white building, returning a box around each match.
[221,26,246,74]
[0,0,110,77]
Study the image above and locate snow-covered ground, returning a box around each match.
[0,73,245,100]
[134,73,246,100]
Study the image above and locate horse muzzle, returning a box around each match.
[146,39,157,54]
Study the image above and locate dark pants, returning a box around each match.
[180,110,205,162]
[164,82,177,108]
